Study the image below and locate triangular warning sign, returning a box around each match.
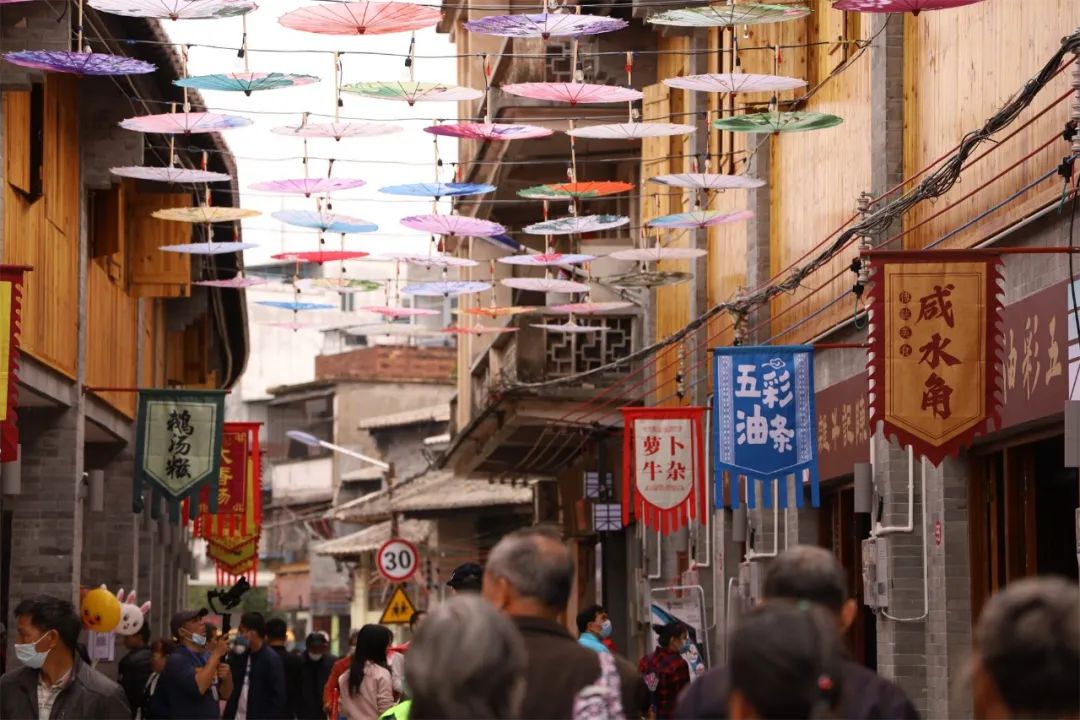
[379,585,417,625]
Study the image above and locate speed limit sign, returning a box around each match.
[376,538,419,582]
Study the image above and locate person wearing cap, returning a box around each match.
[223,612,288,720]
[153,608,233,720]
[445,562,483,594]
[295,633,336,720]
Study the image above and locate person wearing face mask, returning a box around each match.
[153,608,233,720]
[223,612,289,720]
[575,605,613,655]
[638,622,691,720]
[0,594,130,719]
[295,633,336,719]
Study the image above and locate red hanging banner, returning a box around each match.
[0,266,29,463]
[620,406,707,535]
[867,251,1004,466]
[194,422,261,538]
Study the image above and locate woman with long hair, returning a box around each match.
[338,624,394,720]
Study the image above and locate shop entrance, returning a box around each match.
[819,481,876,668]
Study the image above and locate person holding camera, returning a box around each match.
[153,609,233,720]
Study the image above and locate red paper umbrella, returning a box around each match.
[359,306,440,318]
[501,82,643,106]
[270,250,369,263]
[423,122,553,141]
[441,325,520,336]
[832,0,985,12]
[279,1,441,35]
[547,300,635,314]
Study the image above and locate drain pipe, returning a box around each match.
[745,478,781,560]
[881,456,929,623]
[872,446,915,536]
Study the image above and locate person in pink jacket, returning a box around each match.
[338,625,394,720]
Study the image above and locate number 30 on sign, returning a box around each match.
[376,539,419,583]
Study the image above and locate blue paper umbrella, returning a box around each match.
[175,72,319,96]
[378,182,496,199]
[272,209,378,234]
[255,300,337,311]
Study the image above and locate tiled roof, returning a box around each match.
[314,519,433,558]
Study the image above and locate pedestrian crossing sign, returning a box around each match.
[380,585,417,624]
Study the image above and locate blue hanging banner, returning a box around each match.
[713,346,819,509]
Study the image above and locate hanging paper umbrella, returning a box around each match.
[524,215,630,236]
[120,112,253,134]
[343,81,483,106]
[498,253,595,266]
[647,209,754,229]
[608,270,691,288]
[458,305,540,318]
[531,320,609,333]
[161,242,257,255]
[255,300,337,311]
[423,122,553,141]
[175,72,319,96]
[664,73,807,95]
[347,324,440,337]
[272,210,378,234]
[376,253,478,268]
[359,306,440,318]
[609,247,708,262]
[250,178,366,197]
[379,183,495,199]
[0,0,37,4]
[566,122,696,140]
[517,181,634,201]
[501,277,590,294]
[194,276,269,288]
[547,301,634,314]
[270,250,370,263]
[712,111,844,134]
[296,278,380,294]
[502,82,642,106]
[88,0,256,20]
[832,0,986,12]
[646,3,810,27]
[400,214,506,238]
[152,207,260,223]
[441,325,520,335]
[401,281,492,297]
[649,173,765,191]
[464,12,626,38]
[111,166,231,183]
[263,321,325,330]
[272,121,402,141]
[4,51,154,76]
[279,1,441,35]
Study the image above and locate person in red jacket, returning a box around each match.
[324,630,358,717]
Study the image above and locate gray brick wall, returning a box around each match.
[81,82,144,190]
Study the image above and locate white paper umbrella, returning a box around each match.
[566,122,696,140]
[111,166,231,183]
[531,320,609,333]
[358,306,440,318]
[498,253,595,266]
[441,325,520,336]
[649,173,765,191]
[546,301,634,314]
[194,276,268,288]
[524,215,630,236]
[663,73,807,95]
[346,324,440,337]
[608,270,691,288]
[296,278,382,294]
[501,277,590,294]
[647,209,753,229]
[342,81,483,106]
[646,4,811,27]
[401,281,492,296]
[376,252,478,268]
[400,214,506,238]
[271,121,403,140]
[160,242,257,254]
[88,0,257,21]
[609,247,708,262]
[463,12,627,38]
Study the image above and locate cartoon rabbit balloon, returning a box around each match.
[115,589,151,636]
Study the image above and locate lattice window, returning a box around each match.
[543,315,635,379]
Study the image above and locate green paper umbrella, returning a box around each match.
[712,111,843,134]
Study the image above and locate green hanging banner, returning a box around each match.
[133,389,227,521]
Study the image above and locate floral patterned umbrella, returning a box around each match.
[649,173,765,191]
[547,301,634,314]
[464,12,626,38]
[532,320,609,333]
[272,121,402,141]
[175,72,319,96]
[458,305,539,318]
[120,112,252,134]
[249,178,366,197]
[279,1,441,35]
[400,214,506,238]
[4,51,155,76]
[152,207,260,223]
[833,0,986,12]
[297,278,381,293]
[566,122,696,140]
[441,325,520,336]
[111,166,231,183]
[270,250,370,263]
[647,209,753,229]
[379,182,495,199]
[194,276,268,288]
[423,123,553,141]
[359,306,440,318]
[160,242,257,255]
[712,111,843,134]
[517,181,633,200]
[343,81,482,106]
[256,300,337,311]
[272,210,378,233]
[647,3,810,27]
[501,82,642,106]
[524,215,630,235]
[664,73,807,95]
[376,253,478,268]
[609,247,707,262]
[88,0,256,20]
[401,281,492,297]
[498,253,595,266]
[501,277,590,294]
[607,270,691,288]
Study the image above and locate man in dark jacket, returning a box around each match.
[675,546,920,720]
[482,527,650,720]
[224,612,289,720]
[295,633,335,719]
[0,594,130,719]
[266,617,301,718]
[118,622,153,717]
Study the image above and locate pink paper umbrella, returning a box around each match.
[111,166,231,183]
[649,173,765,191]
[441,325,520,336]
[609,247,707,262]
[566,122,696,140]
[501,82,643,106]
[279,1,441,35]
[120,112,252,134]
[464,12,627,38]
[272,121,402,140]
[547,301,634,314]
[0,0,37,4]
[271,250,369,263]
[663,73,806,95]
[377,252,478,268]
[359,306,440,318]
[401,214,506,238]
[501,277,590,294]
[194,276,269,288]
[832,0,986,12]
[4,51,155,75]
[249,178,366,197]
[88,0,256,20]
[423,123,553,141]
[647,209,754,229]
[498,253,595,266]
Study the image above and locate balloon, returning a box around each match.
[80,585,122,633]
[115,588,151,636]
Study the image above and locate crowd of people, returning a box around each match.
[1,534,1077,719]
